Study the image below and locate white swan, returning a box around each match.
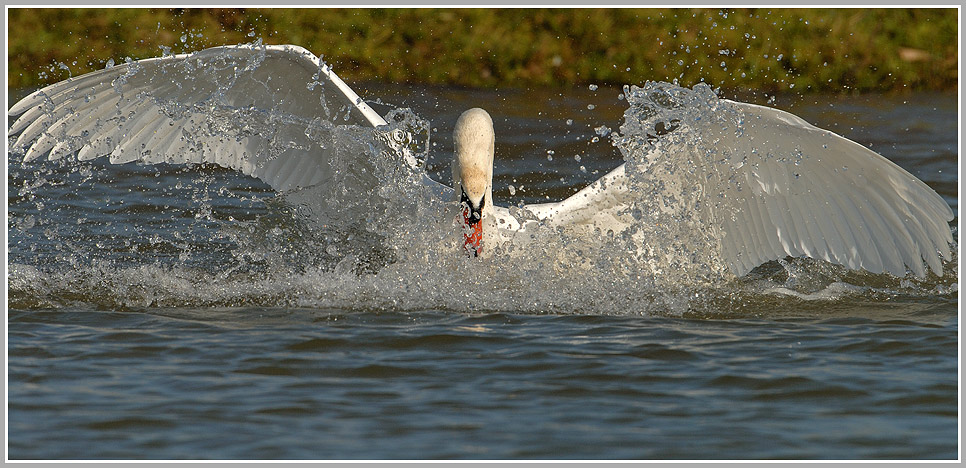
[8,44,955,278]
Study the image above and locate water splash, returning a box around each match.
[7,76,957,316]
[607,82,740,284]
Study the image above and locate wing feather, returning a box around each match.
[547,90,953,278]
[9,44,389,193]
[718,100,952,276]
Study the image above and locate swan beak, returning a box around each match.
[460,189,484,257]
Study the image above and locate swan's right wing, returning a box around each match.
[9,44,389,192]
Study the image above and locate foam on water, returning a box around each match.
[7,75,957,316]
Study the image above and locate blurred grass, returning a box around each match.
[7,7,958,93]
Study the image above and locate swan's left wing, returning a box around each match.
[9,44,391,192]
[677,99,953,277]
[525,93,953,278]
[524,163,631,231]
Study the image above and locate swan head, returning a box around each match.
[452,108,495,257]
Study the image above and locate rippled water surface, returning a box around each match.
[7,82,959,459]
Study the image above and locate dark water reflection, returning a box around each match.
[8,307,957,459]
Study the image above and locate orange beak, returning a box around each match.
[460,189,484,257]
[462,203,483,257]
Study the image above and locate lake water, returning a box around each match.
[7,80,959,460]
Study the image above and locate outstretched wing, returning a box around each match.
[9,44,388,192]
[534,94,953,278]
[705,100,953,277]
[524,164,630,231]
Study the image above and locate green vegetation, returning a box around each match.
[8,8,958,93]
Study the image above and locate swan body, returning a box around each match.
[8,44,955,278]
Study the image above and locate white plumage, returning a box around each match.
[8,44,954,278]
[10,44,386,192]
